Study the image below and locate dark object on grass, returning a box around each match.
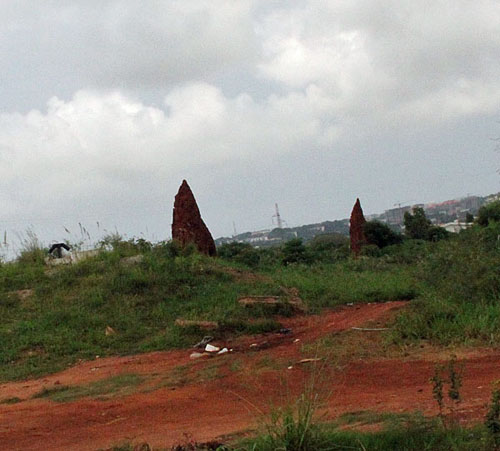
[279,328,292,334]
[172,180,216,256]
[48,243,71,258]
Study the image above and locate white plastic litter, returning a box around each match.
[217,347,229,355]
[205,344,220,353]
[190,352,205,359]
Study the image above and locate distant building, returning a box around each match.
[441,220,470,233]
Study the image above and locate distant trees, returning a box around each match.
[404,207,432,240]
[217,242,260,267]
[477,200,500,226]
[403,207,449,242]
[282,238,310,265]
[364,221,403,248]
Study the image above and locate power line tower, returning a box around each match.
[273,203,283,229]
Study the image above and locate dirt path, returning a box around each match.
[1,301,499,450]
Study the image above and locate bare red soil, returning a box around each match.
[1,301,499,450]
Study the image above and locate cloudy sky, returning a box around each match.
[1,0,500,253]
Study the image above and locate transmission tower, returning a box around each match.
[273,203,283,229]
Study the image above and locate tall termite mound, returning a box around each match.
[172,180,216,256]
[350,198,366,257]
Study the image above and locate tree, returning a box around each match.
[282,238,310,265]
[364,221,403,248]
[404,207,432,240]
[427,225,450,242]
[477,200,500,226]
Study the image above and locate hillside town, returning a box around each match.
[216,192,500,247]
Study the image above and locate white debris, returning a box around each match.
[217,348,229,355]
[205,344,220,353]
[190,352,206,360]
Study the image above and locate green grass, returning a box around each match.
[238,410,494,451]
[0,240,420,382]
[32,373,144,402]
[390,224,500,346]
[0,248,288,381]
[266,261,418,311]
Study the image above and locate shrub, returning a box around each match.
[307,233,349,263]
[485,386,500,447]
[217,242,261,268]
[282,238,311,266]
[477,200,500,226]
[404,207,432,240]
[364,221,403,248]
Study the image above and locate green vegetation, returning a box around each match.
[1,209,499,382]
[235,393,495,451]
[477,200,500,226]
[0,239,289,381]
[364,220,403,248]
[391,221,500,345]
[404,206,449,241]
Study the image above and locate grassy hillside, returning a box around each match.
[0,237,415,382]
[1,215,499,382]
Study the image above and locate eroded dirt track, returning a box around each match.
[1,301,499,450]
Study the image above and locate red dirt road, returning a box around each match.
[1,301,499,450]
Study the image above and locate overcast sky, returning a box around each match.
[1,0,500,254]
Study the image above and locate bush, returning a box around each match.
[392,223,500,345]
[404,207,432,240]
[282,238,311,266]
[217,242,261,268]
[477,200,500,226]
[307,234,349,263]
[364,221,403,248]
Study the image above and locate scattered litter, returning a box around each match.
[347,302,354,306]
[293,338,300,343]
[205,344,220,353]
[279,328,292,334]
[298,358,322,364]
[193,336,214,349]
[90,367,100,371]
[95,355,100,359]
[190,352,207,360]
[351,327,389,331]
[105,326,116,336]
[249,343,258,348]
[287,366,293,370]
[217,348,229,355]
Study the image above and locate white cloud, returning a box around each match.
[0,83,341,223]
[1,0,499,250]
[257,0,500,121]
